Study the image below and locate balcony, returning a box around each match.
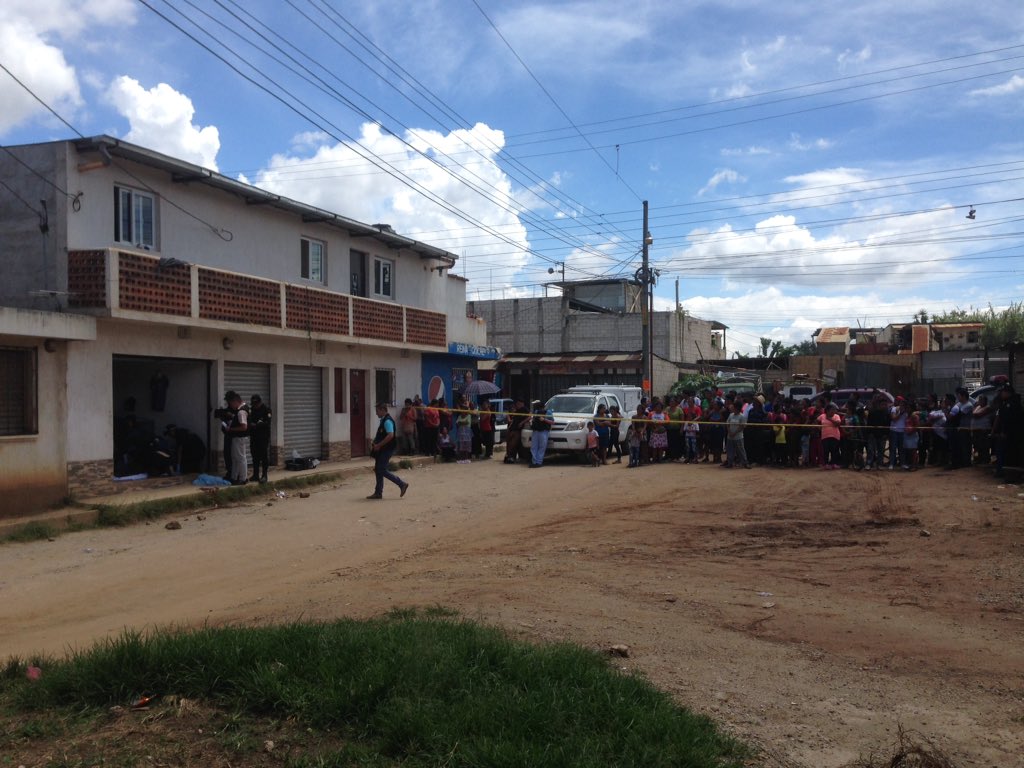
[66,249,447,348]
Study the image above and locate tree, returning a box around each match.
[913,308,929,324]
[770,340,786,358]
[929,306,987,324]
[758,337,773,357]
[920,303,1024,348]
[788,340,818,356]
[980,301,1024,348]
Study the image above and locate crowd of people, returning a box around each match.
[397,394,500,463]
[397,384,1023,478]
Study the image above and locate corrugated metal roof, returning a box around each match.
[816,327,850,343]
[502,353,642,365]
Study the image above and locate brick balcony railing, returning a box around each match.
[67,249,447,348]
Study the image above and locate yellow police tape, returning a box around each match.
[409,405,978,433]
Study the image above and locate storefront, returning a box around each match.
[421,342,501,404]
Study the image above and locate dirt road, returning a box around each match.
[2,459,1022,767]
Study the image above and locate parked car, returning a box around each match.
[825,388,894,408]
[716,373,763,397]
[487,397,516,443]
[522,391,626,458]
[967,384,995,402]
[781,382,820,401]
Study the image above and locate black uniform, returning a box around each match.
[249,399,272,482]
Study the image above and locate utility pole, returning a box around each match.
[640,200,650,395]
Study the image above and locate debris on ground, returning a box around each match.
[608,644,630,658]
[165,521,182,530]
[845,725,959,767]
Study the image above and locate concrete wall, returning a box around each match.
[1,141,472,321]
[0,143,68,310]
[467,297,722,363]
[444,275,487,346]
[467,298,567,354]
[0,336,69,515]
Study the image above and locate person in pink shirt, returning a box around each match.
[817,403,843,469]
[585,421,601,467]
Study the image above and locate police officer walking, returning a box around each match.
[367,402,410,499]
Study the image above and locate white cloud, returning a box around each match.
[788,133,835,151]
[251,122,531,292]
[2,0,134,37]
[290,130,332,151]
[106,76,220,170]
[0,19,80,134]
[969,74,1024,98]
[0,0,134,135]
[721,145,771,157]
[495,2,647,71]
[677,287,964,355]
[783,168,868,189]
[665,205,962,291]
[698,168,746,196]
[837,45,872,69]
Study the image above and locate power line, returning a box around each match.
[504,43,1024,141]
[511,64,1024,159]
[208,0,638,254]
[0,58,233,241]
[470,0,643,202]
[138,0,621,279]
[304,0,638,246]
[505,53,1024,149]
[0,176,43,215]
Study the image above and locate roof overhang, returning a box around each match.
[73,136,458,268]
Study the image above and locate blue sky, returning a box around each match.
[2,0,1023,354]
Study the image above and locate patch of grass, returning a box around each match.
[1,612,746,767]
[2,521,57,543]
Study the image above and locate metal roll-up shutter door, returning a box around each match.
[224,362,271,404]
[223,362,272,469]
[284,365,323,459]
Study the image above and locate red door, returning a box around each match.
[350,369,367,457]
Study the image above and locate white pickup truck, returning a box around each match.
[522,391,628,456]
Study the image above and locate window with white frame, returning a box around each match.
[301,237,326,283]
[114,186,157,249]
[0,347,38,436]
[373,256,394,299]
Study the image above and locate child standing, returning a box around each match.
[625,421,643,467]
[585,421,601,467]
[817,403,843,469]
[683,413,699,463]
[904,404,920,470]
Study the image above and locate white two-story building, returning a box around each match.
[0,136,490,514]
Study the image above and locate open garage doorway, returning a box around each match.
[112,355,212,477]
